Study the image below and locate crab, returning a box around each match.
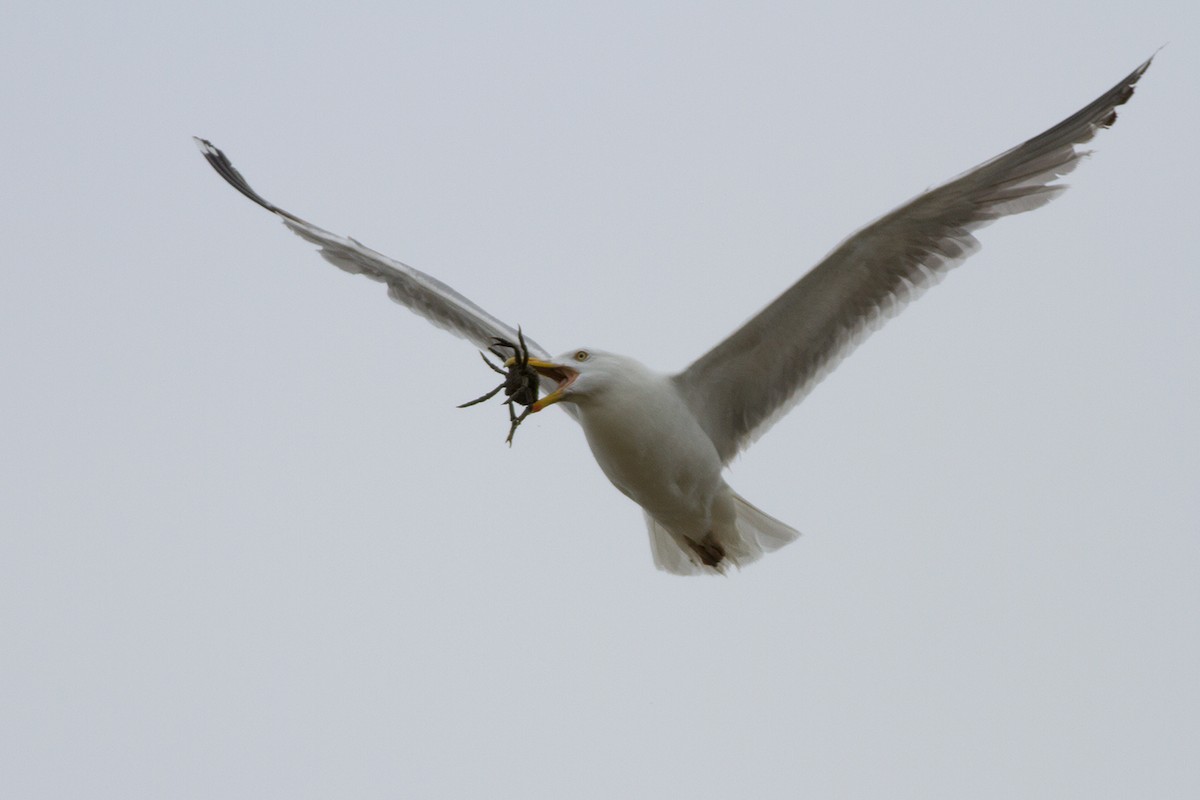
[457,328,541,445]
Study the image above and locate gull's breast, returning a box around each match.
[576,374,725,524]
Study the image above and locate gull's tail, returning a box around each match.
[645,491,799,576]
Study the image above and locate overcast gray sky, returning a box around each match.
[2,1,1197,798]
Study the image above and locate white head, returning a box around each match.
[520,348,645,412]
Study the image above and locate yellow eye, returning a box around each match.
[574,350,590,362]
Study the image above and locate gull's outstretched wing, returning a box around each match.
[673,57,1151,464]
[194,137,550,360]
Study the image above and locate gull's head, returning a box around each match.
[508,348,633,412]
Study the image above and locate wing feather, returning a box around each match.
[673,57,1151,463]
[194,137,550,360]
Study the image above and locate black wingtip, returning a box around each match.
[194,136,307,225]
[1103,53,1155,127]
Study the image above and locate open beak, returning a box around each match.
[507,357,578,412]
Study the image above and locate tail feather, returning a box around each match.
[645,514,700,575]
[730,491,801,556]
[644,492,799,576]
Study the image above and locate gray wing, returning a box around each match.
[194,137,550,360]
[673,56,1152,464]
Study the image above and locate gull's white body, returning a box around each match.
[196,56,1150,575]
[563,352,797,573]
[570,356,721,520]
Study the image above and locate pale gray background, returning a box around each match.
[2,1,1197,798]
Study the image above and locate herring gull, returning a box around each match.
[196,56,1151,575]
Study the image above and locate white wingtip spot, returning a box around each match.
[193,136,217,155]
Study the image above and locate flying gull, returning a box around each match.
[196,56,1151,575]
